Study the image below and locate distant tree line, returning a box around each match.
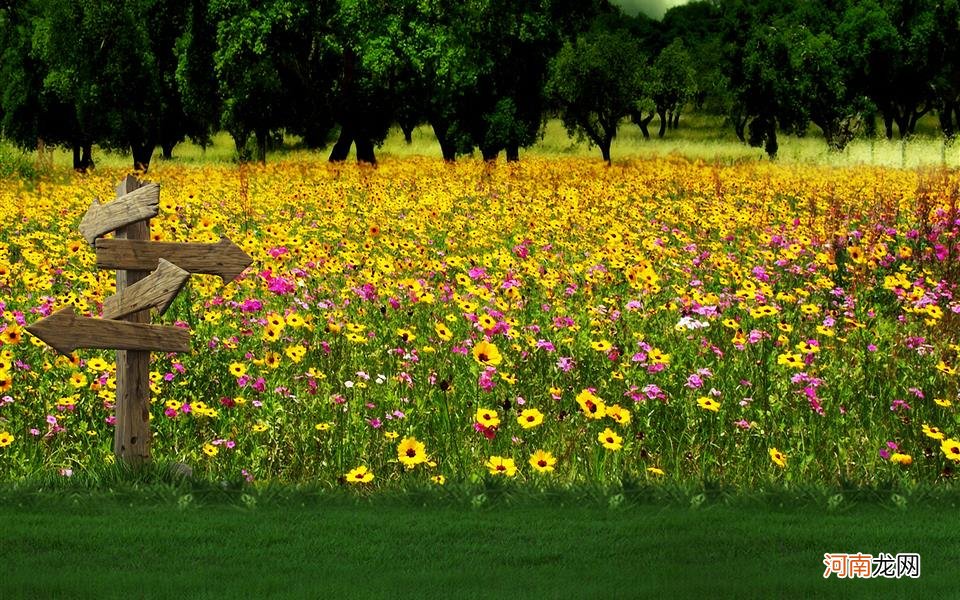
[1,0,958,169]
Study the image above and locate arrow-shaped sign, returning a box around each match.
[95,236,252,283]
[78,183,161,245]
[101,258,190,320]
[26,307,190,355]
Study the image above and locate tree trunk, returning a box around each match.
[355,136,376,164]
[400,121,414,144]
[432,122,456,162]
[734,114,748,142]
[940,106,956,139]
[506,144,519,162]
[161,141,175,160]
[132,143,154,172]
[907,110,923,135]
[893,111,908,139]
[672,111,680,129]
[764,119,778,159]
[72,144,82,171]
[599,138,612,164]
[255,129,267,165]
[80,143,94,171]
[657,109,667,138]
[480,146,499,162]
[328,126,353,162]
[883,112,894,140]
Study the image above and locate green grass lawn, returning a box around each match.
[0,486,956,599]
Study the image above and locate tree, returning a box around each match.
[661,2,728,115]
[0,0,81,166]
[649,39,696,137]
[34,0,161,170]
[837,0,939,140]
[930,0,960,138]
[325,0,400,164]
[211,0,331,164]
[546,28,645,163]
[175,0,221,151]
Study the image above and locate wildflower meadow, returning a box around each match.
[2,157,959,491]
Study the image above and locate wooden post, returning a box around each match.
[25,176,252,466]
[114,175,152,465]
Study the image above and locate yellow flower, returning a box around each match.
[346,465,374,483]
[646,467,665,476]
[777,353,804,369]
[576,389,606,419]
[434,322,453,341]
[251,423,268,433]
[0,325,22,345]
[769,448,787,468]
[284,345,306,363]
[229,362,247,378]
[590,339,612,352]
[485,455,517,476]
[606,404,631,426]
[647,348,670,365]
[475,408,500,428]
[922,424,945,440]
[86,357,110,372]
[384,431,399,440]
[934,398,952,408]
[516,408,544,429]
[0,431,13,447]
[528,449,556,473]
[202,443,218,457]
[431,474,446,485]
[598,428,623,451]
[890,453,912,466]
[697,396,720,412]
[941,439,960,462]
[397,436,428,467]
[315,422,332,431]
[472,340,503,366]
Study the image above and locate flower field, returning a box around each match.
[1,157,959,488]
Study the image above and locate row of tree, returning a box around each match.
[1,0,959,169]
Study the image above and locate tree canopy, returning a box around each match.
[1,0,959,168]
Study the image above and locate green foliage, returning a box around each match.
[546,27,646,162]
[648,38,696,136]
[0,142,38,180]
[2,0,960,167]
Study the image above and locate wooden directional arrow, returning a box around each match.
[101,258,190,320]
[78,183,161,245]
[25,307,190,355]
[95,236,253,282]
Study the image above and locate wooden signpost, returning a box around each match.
[27,176,253,465]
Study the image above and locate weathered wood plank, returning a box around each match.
[101,258,190,320]
[24,307,190,354]
[114,176,154,465]
[95,236,253,282]
[78,183,160,245]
